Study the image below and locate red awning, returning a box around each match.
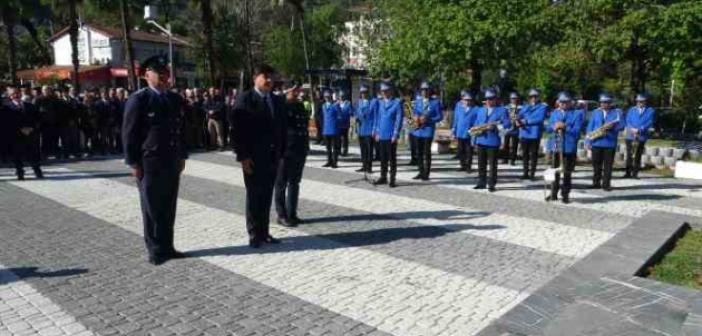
[17,65,112,82]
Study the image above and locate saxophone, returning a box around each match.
[586,111,620,141]
[404,99,415,128]
[508,104,520,131]
[415,98,431,129]
[469,121,500,137]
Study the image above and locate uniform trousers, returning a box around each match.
[477,145,499,188]
[274,156,306,220]
[591,147,615,188]
[137,159,181,257]
[521,138,541,178]
[456,138,474,171]
[550,153,576,198]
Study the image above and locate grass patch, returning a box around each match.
[647,139,677,147]
[645,166,675,177]
[649,229,702,290]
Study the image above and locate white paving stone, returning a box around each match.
[184,159,613,258]
[299,145,702,218]
[9,169,534,336]
[0,267,93,336]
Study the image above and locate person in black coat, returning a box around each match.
[122,55,188,266]
[4,86,43,180]
[274,82,309,227]
[231,64,287,248]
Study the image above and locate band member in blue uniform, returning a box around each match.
[5,86,43,180]
[275,82,309,227]
[545,92,584,204]
[122,55,188,265]
[451,90,478,173]
[231,64,287,248]
[585,93,625,191]
[355,84,375,173]
[373,82,403,188]
[321,90,340,168]
[412,81,443,180]
[337,91,353,156]
[624,93,656,179]
[471,89,510,191]
[518,88,548,180]
[502,92,522,165]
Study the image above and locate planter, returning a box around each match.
[675,161,702,180]
[432,140,451,154]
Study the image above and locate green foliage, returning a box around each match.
[305,3,345,69]
[650,229,702,290]
[264,26,306,77]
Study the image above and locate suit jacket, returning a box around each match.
[122,88,188,170]
[4,101,40,138]
[231,89,287,163]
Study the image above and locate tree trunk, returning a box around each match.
[469,59,482,92]
[119,0,138,90]
[69,0,80,92]
[244,0,254,81]
[200,0,216,86]
[20,18,52,65]
[5,22,18,85]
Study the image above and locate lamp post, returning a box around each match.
[144,5,174,87]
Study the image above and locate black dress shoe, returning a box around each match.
[148,255,168,266]
[488,187,496,192]
[466,169,473,174]
[17,174,25,181]
[623,173,631,178]
[408,160,418,166]
[412,174,422,180]
[249,238,262,249]
[457,167,466,172]
[289,216,303,225]
[420,176,429,181]
[389,181,397,188]
[355,168,366,172]
[474,185,486,190]
[35,170,44,179]
[603,186,612,192]
[322,162,332,167]
[264,235,281,244]
[520,175,529,180]
[277,217,295,227]
[591,184,601,189]
[545,195,557,202]
[561,197,570,204]
[169,250,187,259]
[374,178,387,185]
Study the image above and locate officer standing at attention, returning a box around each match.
[373,81,403,188]
[412,81,443,180]
[451,90,478,173]
[502,92,522,166]
[5,86,44,180]
[545,92,584,204]
[624,93,655,179]
[231,64,287,249]
[518,88,548,180]
[275,82,309,227]
[321,90,340,168]
[122,55,188,265]
[471,89,510,192]
[337,91,353,157]
[355,84,375,173]
[585,93,625,191]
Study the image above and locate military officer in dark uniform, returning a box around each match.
[122,55,188,266]
[275,82,309,227]
[5,86,43,180]
[231,64,287,249]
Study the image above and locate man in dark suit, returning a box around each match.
[122,55,188,266]
[5,86,43,180]
[231,64,287,248]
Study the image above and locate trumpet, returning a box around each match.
[469,121,500,137]
[586,114,620,141]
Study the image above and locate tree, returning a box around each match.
[1,1,19,84]
[45,0,83,91]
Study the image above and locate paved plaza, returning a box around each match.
[1,146,702,336]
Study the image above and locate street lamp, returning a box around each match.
[144,5,174,87]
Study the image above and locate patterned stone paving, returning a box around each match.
[1,147,701,335]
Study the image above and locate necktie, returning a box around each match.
[264,95,274,118]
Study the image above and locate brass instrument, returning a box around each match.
[586,112,620,141]
[508,105,520,131]
[469,121,500,137]
[403,99,415,128]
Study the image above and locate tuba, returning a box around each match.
[586,111,620,141]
